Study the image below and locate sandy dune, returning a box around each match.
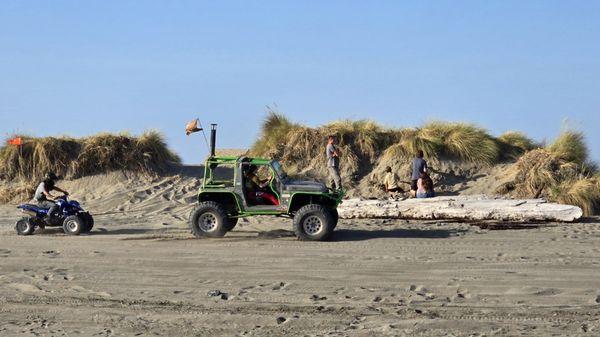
[1,171,599,336]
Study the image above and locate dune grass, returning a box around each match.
[497,131,539,159]
[0,131,180,181]
[548,130,588,165]
[251,114,527,190]
[251,112,597,213]
[550,177,600,217]
[504,146,599,216]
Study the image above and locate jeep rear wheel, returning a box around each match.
[293,204,334,241]
[328,207,339,229]
[189,201,228,238]
[225,217,238,231]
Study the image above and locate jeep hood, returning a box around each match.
[283,180,328,193]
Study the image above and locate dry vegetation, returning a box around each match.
[252,112,598,215]
[251,112,535,182]
[0,131,180,202]
[499,131,599,216]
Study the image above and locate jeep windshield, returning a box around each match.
[271,160,288,180]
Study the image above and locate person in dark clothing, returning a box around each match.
[34,172,69,223]
[410,150,428,197]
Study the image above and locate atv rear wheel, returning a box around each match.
[293,204,334,241]
[63,215,83,235]
[15,217,35,236]
[189,201,228,238]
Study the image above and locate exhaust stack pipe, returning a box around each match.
[210,124,217,157]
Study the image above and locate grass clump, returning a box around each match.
[549,177,600,217]
[497,131,539,159]
[381,122,500,165]
[0,131,180,181]
[421,122,500,164]
[251,108,300,158]
[548,130,588,165]
[500,146,599,216]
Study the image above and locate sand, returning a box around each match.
[1,171,599,336]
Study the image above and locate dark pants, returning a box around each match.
[410,179,418,191]
[38,200,58,218]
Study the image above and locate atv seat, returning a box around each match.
[18,204,49,212]
[24,204,45,209]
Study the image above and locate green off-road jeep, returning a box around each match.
[189,156,344,241]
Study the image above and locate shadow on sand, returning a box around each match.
[90,228,162,235]
[331,228,468,241]
[33,226,467,241]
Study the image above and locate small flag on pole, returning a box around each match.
[7,137,23,146]
[185,119,203,135]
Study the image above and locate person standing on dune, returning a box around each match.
[410,150,428,197]
[326,135,342,191]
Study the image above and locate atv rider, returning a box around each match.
[34,172,69,224]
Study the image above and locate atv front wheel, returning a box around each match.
[15,217,35,236]
[63,215,84,235]
[80,212,94,233]
[293,204,334,241]
[189,202,228,238]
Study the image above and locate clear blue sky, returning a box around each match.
[1,1,599,164]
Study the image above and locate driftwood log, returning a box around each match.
[337,195,583,222]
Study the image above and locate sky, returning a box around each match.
[1,0,599,164]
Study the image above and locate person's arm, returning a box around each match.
[42,189,55,200]
[54,186,69,195]
[333,146,340,157]
[417,178,424,191]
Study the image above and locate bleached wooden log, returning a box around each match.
[338,195,583,222]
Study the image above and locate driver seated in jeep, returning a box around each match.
[243,165,279,206]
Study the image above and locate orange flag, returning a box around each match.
[185,119,202,135]
[7,137,23,146]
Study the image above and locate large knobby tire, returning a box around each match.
[225,217,238,231]
[189,201,228,238]
[15,217,35,236]
[293,204,335,241]
[80,212,94,233]
[328,207,339,229]
[63,215,83,235]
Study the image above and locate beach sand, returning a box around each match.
[1,172,599,336]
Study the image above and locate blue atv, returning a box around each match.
[15,195,94,236]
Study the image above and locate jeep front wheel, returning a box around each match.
[293,204,334,241]
[189,201,228,238]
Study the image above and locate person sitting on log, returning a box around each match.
[416,172,435,198]
[383,166,403,199]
